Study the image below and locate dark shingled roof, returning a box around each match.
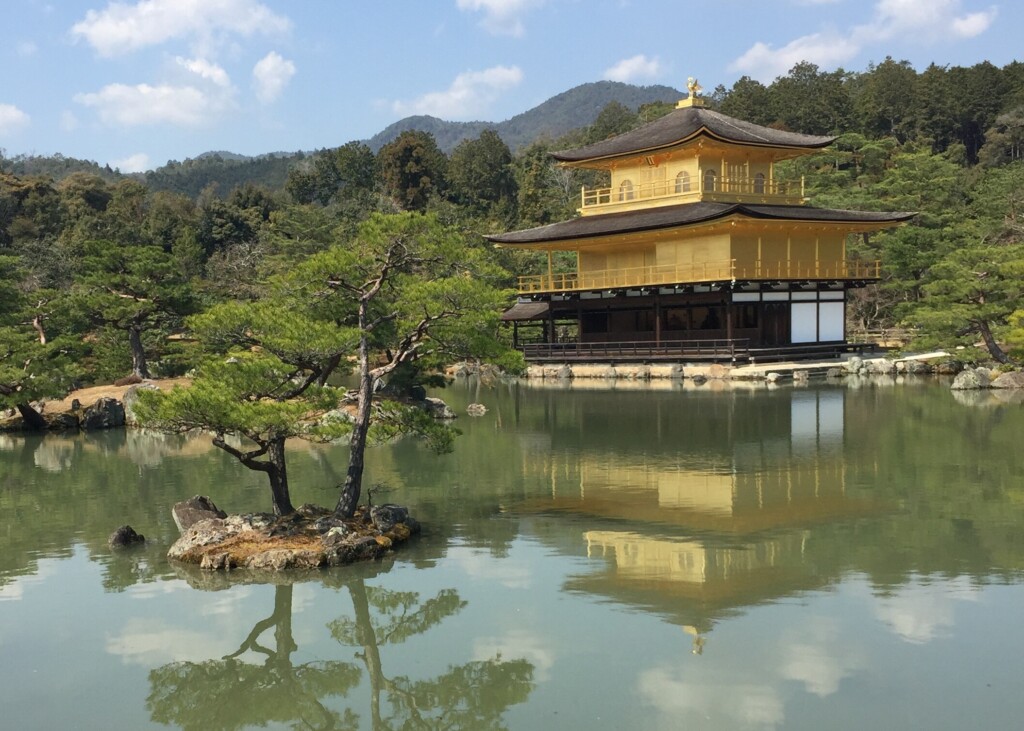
[486,202,916,245]
[552,106,835,163]
[501,301,550,321]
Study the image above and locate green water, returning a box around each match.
[2,377,1024,729]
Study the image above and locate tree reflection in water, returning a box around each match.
[331,581,534,730]
[146,579,534,730]
[147,584,360,730]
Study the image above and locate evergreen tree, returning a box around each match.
[377,131,448,212]
[285,212,518,517]
[137,212,517,517]
[0,256,77,428]
[908,242,1024,362]
[855,57,919,142]
[770,62,853,135]
[135,299,355,515]
[447,130,517,218]
[719,76,775,127]
[65,240,198,378]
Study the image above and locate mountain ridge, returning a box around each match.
[2,81,683,194]
[364,80,682,153]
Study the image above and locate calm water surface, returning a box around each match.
[2,377,1024,729]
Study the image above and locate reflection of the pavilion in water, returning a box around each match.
[520,389,887,645]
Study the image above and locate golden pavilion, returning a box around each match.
[489,79,914,363]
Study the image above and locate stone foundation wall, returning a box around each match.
[525,363,733,381]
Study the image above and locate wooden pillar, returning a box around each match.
[726,296,734,343]
[654,292,662,345]
[577,299,583,343]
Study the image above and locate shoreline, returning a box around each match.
[521,351,953,382]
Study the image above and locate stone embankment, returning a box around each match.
[522,353,978,384]
[521,355,1024,394]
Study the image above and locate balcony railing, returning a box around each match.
[580,175,806,212]
[517,259,881,294]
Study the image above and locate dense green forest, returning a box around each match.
[3,58,1024,422]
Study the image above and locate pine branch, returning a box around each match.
[212,434,272,472]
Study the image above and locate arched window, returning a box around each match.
[675,171,691,193]
[618,179,634,201]
[753,172,766,194]
[703,169,717,193]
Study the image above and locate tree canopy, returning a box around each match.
[136,212,518,517]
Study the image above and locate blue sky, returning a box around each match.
[1,0,1017,172]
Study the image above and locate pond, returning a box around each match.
[2,377,1024,729]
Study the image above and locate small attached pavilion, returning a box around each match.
[489,80,914,363]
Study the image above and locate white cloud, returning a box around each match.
[950,9,998,37]
[74,82,230,127]
[177,57,231,87]
[112,152,151,173]
[106,617,236,665]
[0,103,31,136]
[638,668,785,727]
[779,617,866,697]
[392,65,523,119]
[252,51,295,104]
[871,577,980,645]
[16,41,38,57]
[0,560,57,603]
[473,630,556,681]
[731,0,998,82]
[447,544,532,588]
[864,0,997,42]
[604,54,662,83]
[731,32,860,81]
[456,0,543,37]
[70,0,291,56]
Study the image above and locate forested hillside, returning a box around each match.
[2,58,1024,420]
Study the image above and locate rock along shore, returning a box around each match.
[168,496,420,571]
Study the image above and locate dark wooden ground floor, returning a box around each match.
[503,283,865,364]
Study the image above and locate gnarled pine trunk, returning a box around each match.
[977,319,1012,364]
[129,325,151,379]
[335,328,373,518]
[266,436,295,516]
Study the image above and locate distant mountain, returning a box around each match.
[152,81,683,195]
[364,116,492,155]
[4,82,683,196]
[366,81,683,153]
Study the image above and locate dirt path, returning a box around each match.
[45,378,190,415]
